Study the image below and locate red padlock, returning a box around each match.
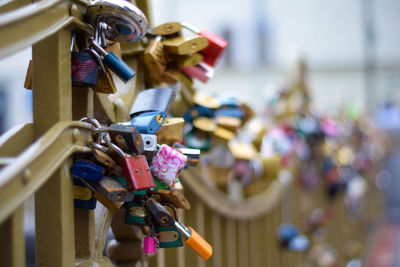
[180,62,214,83]
[181,22,228,67]
[107,141,155,192]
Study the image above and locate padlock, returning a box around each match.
[24,60,33,90]
[216,116,241,131]
[71,51,99,87]
[155,225,183,248]
[143,236,158,254]
[150,145,187,185]
[288,234,310,251]
[180,62,214,83]
[277,223,298,247]
[125,199,146,225]
[152,189,190,210]
[193,93,220,109]
[123,111,166,134]
[89,38,135,82]
[108,123,144,154]
[107,141,155,191]
[85,0,148,42]
[228,141,257,161]
[152,68,180,84]
[215,107,243,119]
[88,176,133,202]
[153,22,182,36]
[145,199,212,260]
[129,88,176,116]
[90,142,122,176]
[176,53,204,67]
[144,36,167,76]
[175,147,200,167]
[141,134,158,162]
[183,105,215,123]
[73,178,97,210]
[79,178,123,214]
[84,47,118,94]
[181,22,228,67]
[70,159,105,181]
[155,117,185,145]
[184,130,211,151]
[193,117,217,133]
[153,178,171,191]
[213,126,235,141]
[218,96,239,108]
[162,35,209,55]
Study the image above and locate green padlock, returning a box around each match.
[125,199,146,225]
[155,224,183,248]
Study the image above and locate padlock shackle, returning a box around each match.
[89,38,108,57]
[173,221,191,240]
[181,22,200,34]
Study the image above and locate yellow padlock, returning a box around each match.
[193,117,217,133]
[162,35,209,55]
[153,22,182,36]
[155,117,185,144]
[176,53,204,67]
[216,116,241,131]
[228,141,257,160]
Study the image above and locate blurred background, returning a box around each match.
[1,0,400,133]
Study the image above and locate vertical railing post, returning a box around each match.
[0,206,25,267]
[32,29,75,266]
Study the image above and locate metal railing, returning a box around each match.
[0,1,373,266]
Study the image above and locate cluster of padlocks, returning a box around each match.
[33,0,234,261]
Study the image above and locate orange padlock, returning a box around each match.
[174,222,213,260]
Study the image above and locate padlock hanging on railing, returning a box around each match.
[181,22,228,67]
[145,198,213,260]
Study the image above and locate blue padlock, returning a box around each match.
[278,223,298,247]
[183,105,215,123]
[122,111,166,134]
[288,234,310,251]
[215,107,243,119]
[70,160,105,181]
[129,88,176,116]
[219,96,239,108]
[89,38,135,83]
[155,224,183,248]
[73,178,97,210]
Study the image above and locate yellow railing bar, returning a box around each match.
[0,0,92,59]
[181,169,284,220]
[0,121,94,224]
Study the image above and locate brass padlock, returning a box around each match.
[153,22,182,36]
[155,117,185,144]
[228,141,257,160]
[216,116,241,131]
[193,117,217,133]
[144,36,167,76]
[162,35,209,55]
[176,53,204,67]
[213,127,235,141]
[153,189,191,210]
[24,60,33,90]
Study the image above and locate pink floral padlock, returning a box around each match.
[150,145,187,185]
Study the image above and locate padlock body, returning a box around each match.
[121,155,155,191]
[150,145,187,185]
[73,178,97,210]
[71,160,104,181]
[103,52,135,82]
[155,225,183,248]
[127,111,166,134]
[89,176,133,202]
[144,38,166,76]
[215,107,244,119]
[109,124,144,154]
[71,51,98,87]
[180,62,214,83]
[183,105,215,123]
[93,68,118,94]
[125,200,146,225]
[184,226,213,260]
[130,88,176,116]
[143,236,158,254]
[198,29,228,67]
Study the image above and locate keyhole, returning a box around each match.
[191,43,197,49]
